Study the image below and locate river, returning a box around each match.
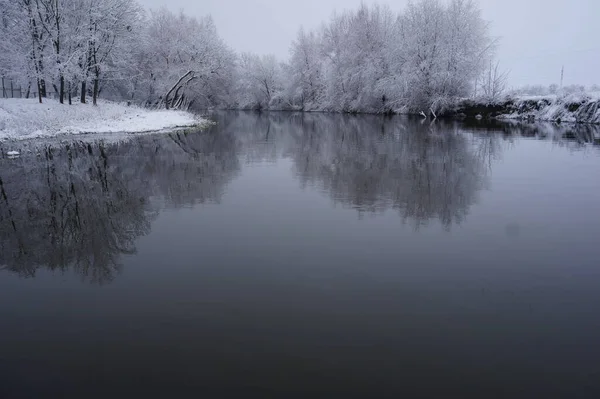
[1,112,599,398]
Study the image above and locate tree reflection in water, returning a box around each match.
[2,112,595,283]
[290,116,491,228]
[214,112,502,229]
[0,130,239,284]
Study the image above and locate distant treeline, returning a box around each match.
[0,0,500,113]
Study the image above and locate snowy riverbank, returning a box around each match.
[0,98,207,141]
[446,93,600,124]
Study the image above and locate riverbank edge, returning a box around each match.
[0,98,211,142]
[440,96,600,125]
[228,95,600,125]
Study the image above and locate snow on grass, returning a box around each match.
[0,98,209,141]
[492,92,600,124]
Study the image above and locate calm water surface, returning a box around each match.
[1,112,600,398]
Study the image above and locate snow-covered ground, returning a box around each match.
[0,98,208,141]
[451,92,600,124]
[497,93,600,124]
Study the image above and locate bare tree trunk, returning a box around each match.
[92,75,99,106]
[81,33,93,104]
[59,74,64,104]
[68,81,72,105]
[172,86,185,109]
[91,43,99,105]
[165,71,194,110]
[25,0,44,102]
[81,81,87,104]
[174,94,186,109]
[37,79,43,103]
[40,77,46,98]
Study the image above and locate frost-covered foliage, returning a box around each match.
[284,27,324,110]
[0,1,236,110]
[0,0,144,105]
[125,9,236,109]
[478,61,509,102]
[1,0,495,113]
[235,0,495,113]
[235,53,284,110]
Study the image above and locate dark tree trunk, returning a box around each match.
[25,0,44,102]
[68,81,72,105]
[165,71,194,110]
[172,86,184,109]
[37,80,43,103]
[40,78,46,98]
[59,75,65,104]
[91,44,99,105]
[81,81,87,103]
[93,76,99,106]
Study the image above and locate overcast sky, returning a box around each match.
[138,0,599,88]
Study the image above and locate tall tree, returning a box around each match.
[287,27,323,109]
[80,0,142,105]
[129,8,235,109]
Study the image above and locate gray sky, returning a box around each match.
[138,0,599,87]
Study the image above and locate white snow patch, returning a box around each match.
[494,93,600,124]
[0,98,209,141]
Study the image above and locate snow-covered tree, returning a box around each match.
[76,0,143,105]
[0,0,50,102]
[129,8,236,109]
[389,0,493,112]
[286,27,324,110]
[317,4,395,112]
[235,53,283,110]
[264,0,495,114]
[1,0,496,113]
[1,1,233,109]
[479,60,509,101]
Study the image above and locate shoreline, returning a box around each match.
[442,94,600,125]
[0,98,209,142]
[227,94,600,125]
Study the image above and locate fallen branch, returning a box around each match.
[165,71,195,110]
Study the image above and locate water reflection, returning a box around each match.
[211,112,499,229]
[460,119,600,149]
[0,130,239,283]
[291,116,495,228]
[1,112,598,283]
